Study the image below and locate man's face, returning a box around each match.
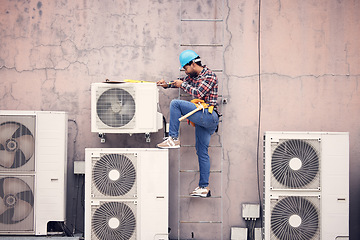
[184,63,198,78]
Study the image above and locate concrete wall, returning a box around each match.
[0,0,359,239]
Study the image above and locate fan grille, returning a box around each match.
[92,153,137,197]
[0,176,34,231]
[96,88,136,128]
[0,116,36,171]
[92,201,136,240]
[271,139,320,189]
[270,196,320,240]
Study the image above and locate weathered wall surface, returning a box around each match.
[1,0,359,239]
[224,0,360,238]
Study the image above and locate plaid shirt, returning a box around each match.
[180,66,218,109]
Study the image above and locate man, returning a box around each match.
[156,50,219,197]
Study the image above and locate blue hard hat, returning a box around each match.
[179,50,199,68]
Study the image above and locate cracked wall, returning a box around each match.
[1,0,360,239]
[223,0,360,239]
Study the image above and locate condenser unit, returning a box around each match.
[91,82,163,134]
[0,111,68,235]
[263,132,349,240]
[85,148,169,240]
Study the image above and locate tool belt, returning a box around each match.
[187,99,217,127]
[191,99,211,111]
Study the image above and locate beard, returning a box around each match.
[187,71,198,78]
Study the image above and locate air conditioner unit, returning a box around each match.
[91,82,163,134]
[0,111,68,235]
[85,148,168,240]
[263,132,349,240]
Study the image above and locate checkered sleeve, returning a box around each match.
[181,68,218,107]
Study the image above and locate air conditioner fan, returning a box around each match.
[272,139,319,188]
[96,88,136,127]
[0,122,35,168]
[0,177,34,224]
[93,154,136,196]
[92,201,136,240]
[271,196,319,240]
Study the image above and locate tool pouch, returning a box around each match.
[187,99,210,127]
[191,99,208,109]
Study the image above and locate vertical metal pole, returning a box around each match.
[220,1,225,239]
[178,1,183,238]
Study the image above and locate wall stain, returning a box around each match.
[37,1,42,17]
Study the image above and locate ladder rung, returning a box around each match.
[181,144,222,147]
[180,170,222,173]
[180,69,223,72]
[180,221,222,224]
[180,195,222,199]
[181,19,223,22]
[180,94,224,98]
[180,43,223,47]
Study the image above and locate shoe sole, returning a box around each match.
[157,145,180,149]
[190,190,211,198]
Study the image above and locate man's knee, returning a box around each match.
[170,99,180,108]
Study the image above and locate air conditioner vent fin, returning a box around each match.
[271,196,319,240]
[96,88,136,128]
[272,139,320,189]
[91,201,136,240]
[92,153,137,197]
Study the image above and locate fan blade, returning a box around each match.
[3,178,30,196]
[0,196,7,215]
[101,90,121,105]
[105,108,120,120]
[120,103,135,117]
[92,201,136,240]
[119,94,133,106]
[15,135,35,160]
[0,150,16,168]
[93,154,136,196]
[12,199,32,222]
[0,123,19,144]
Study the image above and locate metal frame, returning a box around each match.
[178,0,225,239]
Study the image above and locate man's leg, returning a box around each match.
[168,99,198,138]
[157,99,197,148]
[189,110,219,196]
[195,125,211,187]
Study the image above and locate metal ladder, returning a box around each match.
[177,0,225,239]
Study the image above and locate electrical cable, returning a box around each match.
[163,116,169,138]
[256,0,263,232]
[68,119,80,235]
[245,219,256,240]
[59,221,73,237]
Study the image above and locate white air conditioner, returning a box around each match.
[0,111,67,235]
[263,132,349,240]
[85,148,168,240]
[91,82,163,134]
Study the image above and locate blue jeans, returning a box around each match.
[169,99,219,187]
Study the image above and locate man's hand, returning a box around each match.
[156,79,168,88]
[173,79,183,88]
[157,79,183,88]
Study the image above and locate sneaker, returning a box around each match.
[157,136,180,149]
[190,186,211,198]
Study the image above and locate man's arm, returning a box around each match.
[157,79,183,88]
[180,73,217,98]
